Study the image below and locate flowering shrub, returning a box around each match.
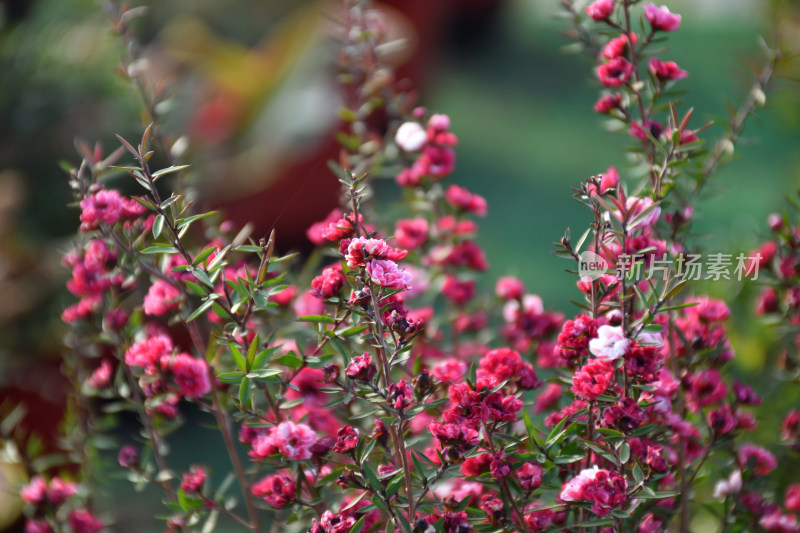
[5,0,800,532]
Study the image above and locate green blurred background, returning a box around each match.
[1,0,799,531]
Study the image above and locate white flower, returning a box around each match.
[713,470,742,500]
[589,325,630,361]
[395,121,427,152]
[636,330,664,347]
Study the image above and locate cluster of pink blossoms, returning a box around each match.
[560,466,628,516]
[124,333,211,416]
[78,186,146,232]
[21,476,103,533]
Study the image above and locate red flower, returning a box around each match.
[345,352,376,382]
[571,359,614,400]
[594,93,622,114]
[333,426,360,454]
[586,0,614,21]
[180,465,207,493]
[252,472,295,508]
[311,265,346,299]
[395,218,429,250]
[649,58,688,80]
[596,57,633,87]
[518,462,543,491]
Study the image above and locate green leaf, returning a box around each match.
[362,463,381,491]
[193,247,216,267]
[274,353,303,369]
[348,516,366,533]
[141,245,179,254]
[187,299,215,322]
[192,269,215,288]
[619,442,630,464]
[342,491,369,513]
[246,335,259,369]
[239,377,251,409]
[297,314,336,324]
[545,414,570,450]
[176,211,218,229]
[229,343,247,372]
[152,165,190,180]
[152,214,165,238]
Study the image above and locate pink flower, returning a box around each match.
[557,315,598,358]
[785,484,800,512]
[118,445,139,468]
[180,465,207,493]
[589,325,629,361]
[67,510,104,533]
[535,383,562,413]
[623,196,661,228]
[586,0,615,21]
[759,511,800,533]
[21,476,47,504]
[311,265,346,299]
[273,421,317,461]
[597,57,633,87]
[596,166,620,195]
[47,477,78,505]
[601,33,637,60]
[603,397,645,431]
[561,466,627,516]
[252,472,295,508]
[165,353,211,398]
[518,462,543,491]
[366,259,412,290]
[394,218,429,250]
[25,520,52,533]
[86,359,113,389]
[395,121,427,152]
[561,466,601,501]
[445,185,488,217]
[712,470,742,500]
[332,426,360,454]
[431,358,466,384]
[388,380,414,411]
[688,369,728,409]
[594,93,623,114]
[293,290,325,317]
[79,189,126,231]
[495,276,525,300]
[270,285,297,306]
[442,275,475,306]
[490,452,511,479]
[643,3,681,32]
[344,237,393,267]
[572,359,614,400]
[630,119,664,141]
[649,58,688,80]
[125,334,173,368]
[143,280,181,316]
[345,352,376,382]
[738,444,777,476]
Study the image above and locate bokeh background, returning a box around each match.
[1,0,800,531]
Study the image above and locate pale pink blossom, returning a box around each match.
[366,259,412,290]
[560,466,600,501]
[395,122,427,152]
[589,325,630,361]
[143,280,181,316]
[643,4,681,32]
[273,422,317,461]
